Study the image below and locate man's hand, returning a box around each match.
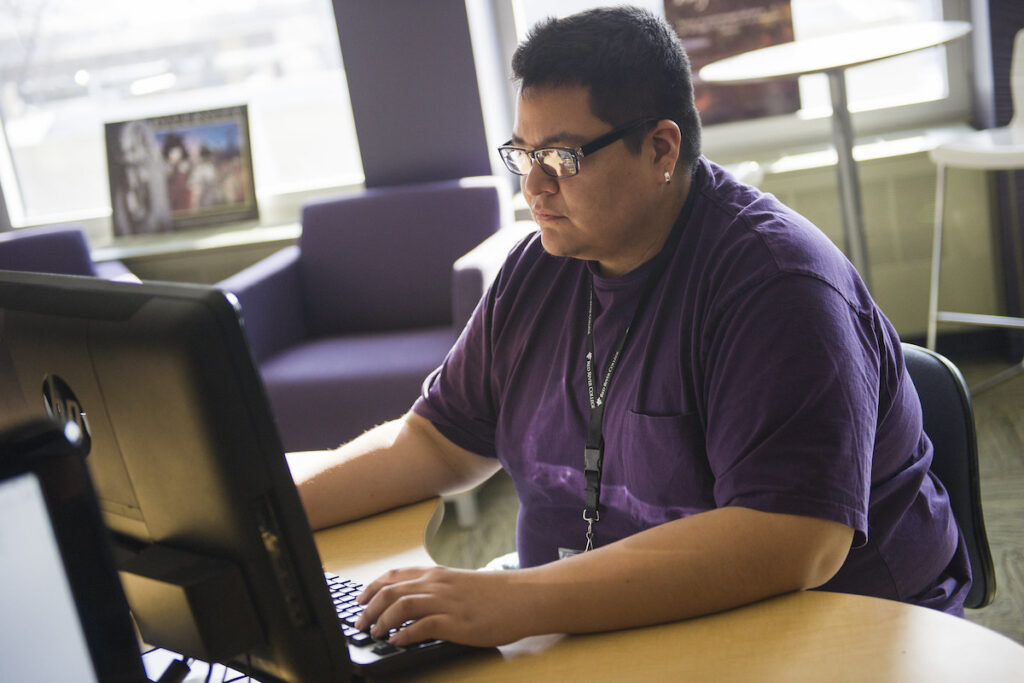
[354,566,532,648]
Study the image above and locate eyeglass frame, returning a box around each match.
[497,117,659,178]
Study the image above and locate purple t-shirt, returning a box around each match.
[414,157,969,613]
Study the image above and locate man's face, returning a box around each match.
[513,85,662,275]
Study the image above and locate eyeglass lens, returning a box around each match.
[501,147,579,177]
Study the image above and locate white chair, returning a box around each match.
[927,28,1024,394]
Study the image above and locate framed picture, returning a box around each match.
[665,0,800,126]
[105,105,258,237]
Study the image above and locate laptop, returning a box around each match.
[0,416,147,683]
[0,270,474,682]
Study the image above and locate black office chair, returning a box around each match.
[902,343,996,609]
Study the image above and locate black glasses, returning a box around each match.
[497,118,658,178]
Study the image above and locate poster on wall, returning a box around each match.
[664,0,800,126]
[105,105,258,237]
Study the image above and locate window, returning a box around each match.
[788,0,952,117]
[507,0,970,161]
[0,0,361,230]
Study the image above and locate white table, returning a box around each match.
[700,20,973,289]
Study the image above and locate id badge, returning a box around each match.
[558,547,583,560]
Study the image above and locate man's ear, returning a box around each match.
[650,119,682,169]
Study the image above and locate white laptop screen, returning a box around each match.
[0,471,98,683]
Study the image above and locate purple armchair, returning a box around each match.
[219,177,507,453]
[0,224,136,280]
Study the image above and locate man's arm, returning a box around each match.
[286,411,501,530]
[354,506,853,647]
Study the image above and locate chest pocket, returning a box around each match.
[603,409,716,522]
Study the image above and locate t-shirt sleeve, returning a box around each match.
[411,247,518,459]
[701,273,878,543]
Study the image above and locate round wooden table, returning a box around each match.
[316,500,1024,682]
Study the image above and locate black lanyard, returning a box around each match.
[581,275,661,551]
[579,167,700,551]
[582,286,634,550]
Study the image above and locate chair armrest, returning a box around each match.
[218,246,305,363]
[451,221,537,329]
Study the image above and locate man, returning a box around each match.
[288,6,969,648]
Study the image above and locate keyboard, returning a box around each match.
[326,572,475,675]
[142,573,475,680]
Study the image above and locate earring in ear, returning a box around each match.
[664,171,671,184]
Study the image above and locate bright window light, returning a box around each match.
[0,0,362,228]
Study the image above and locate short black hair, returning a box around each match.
[511,6,701,170]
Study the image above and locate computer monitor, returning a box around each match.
[0,270,352,682]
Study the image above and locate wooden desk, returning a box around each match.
[315,500,1024,682]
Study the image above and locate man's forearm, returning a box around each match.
[287,412,500,530]
[356,505,854,648]
[287,419,428,530]
[509,506,853,637]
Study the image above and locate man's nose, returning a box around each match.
[522,159,558,196]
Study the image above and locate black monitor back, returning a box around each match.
[0,270,351,682]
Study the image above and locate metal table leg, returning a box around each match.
[827,68,871,289]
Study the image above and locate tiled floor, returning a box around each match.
[428,355,1024,645]
[959,357,1024,644]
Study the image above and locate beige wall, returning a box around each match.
[760,152,1002,339]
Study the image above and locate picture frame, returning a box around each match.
[105,105,258,237]
[665,0,800,126]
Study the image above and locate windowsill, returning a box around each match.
[750,123,977,174]
[91,221,301,262]
[84,176,367,263]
